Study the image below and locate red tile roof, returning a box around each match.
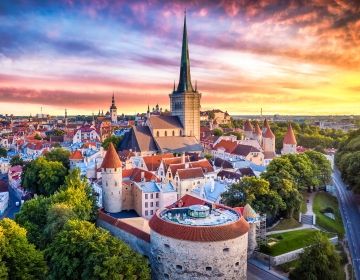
[143,153,173,171]
[69,150,83,160]
[149,195,249,242]
[101,143,122,169]
[283,123,297,145]
[263,120,275,139]
[177,167,204,180]
[254,122,262,135]
[243,120,253,132]
[122,168,160,182]
[189,159,214,173]
[213,139,237,153]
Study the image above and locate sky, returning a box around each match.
[0,0,359,116]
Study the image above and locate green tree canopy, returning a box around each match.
[45,219,151,280]
[22,157,67,196]
[290,232,342,280]
[213,128,223,136]
[0,147,7,157]
[222,177,285,216]
[44,148,71,169]
[10,155,24,167]
[102,135,123,150]
[0,218,48,280]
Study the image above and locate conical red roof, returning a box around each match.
[101,142,122,169]
[263,120,275,139]
[243,120,253,132]
[254,122,262,135]
[283,123,297,145]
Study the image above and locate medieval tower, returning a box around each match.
[169,12,201,141]
[101,142,122,213]
[110,93,117,123]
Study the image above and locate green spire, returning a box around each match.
[177,10,194,93]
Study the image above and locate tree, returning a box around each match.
[0,147,7,157]
[213,128,223,136]
[22,157,67,196]
[0,218,48,279]
[45,220,151,280]
[290,232,342,280]
[44,148,71,169]
[102,135,123,150]
[34,133,42,140]
[10,155,24,167]
[304,150,332,187]
[222,177,285,216]
[16,169,97,248]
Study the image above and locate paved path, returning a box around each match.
[333,169,360,280]
[305,191,316,215]
[267,224,318,235]
[247,260,287,280]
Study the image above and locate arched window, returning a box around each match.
[165,131,167,136]
[180,130,182,136]
[156,131,160,137]
[172,130,175,136]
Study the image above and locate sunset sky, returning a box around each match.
[0,0,359,116]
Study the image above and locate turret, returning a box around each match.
[253,121,262,144]
[262,119,275,155]
[243,120,254,140]
[101,143,122,213]
[282,123,297,154]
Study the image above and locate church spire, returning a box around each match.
[110,92,117,109]
[176,10,194,93]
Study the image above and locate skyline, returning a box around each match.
[0,0,360,116]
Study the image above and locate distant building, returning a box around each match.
[110,93,117,123]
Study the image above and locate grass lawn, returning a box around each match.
[270,218,302,232]
[262,229,333,256]
[313,192,345,238]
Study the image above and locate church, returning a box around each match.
[120,14,203,155]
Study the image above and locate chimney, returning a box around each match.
[181,153,186,164]
[141,171,145,182]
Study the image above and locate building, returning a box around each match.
[148,195,249,280]
[110,93,117,123]
[282,123,297,154]
[0,182,9,215]
[120,13,202,155]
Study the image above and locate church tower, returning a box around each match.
[110,93,117,123]
[169,12,201,141]
[101,143,122,213]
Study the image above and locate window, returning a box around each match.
[156,201,159,207]
[176,265,182,270]
[156,131,160,137]
[150,193,153,199]
[145,210,148,216]
[206,267,212,271]
[145,202,148,208]
[164,273,169,279]
[172,130,175,136]
[156,193,159,198]
[165,131,167,136]
[115,182,117,186]
[164,244,170,248]
[150,202,153,207]
[223,248,230,253]
[235,262,239,266]
[145,194,148,199]
[150,210,153,215]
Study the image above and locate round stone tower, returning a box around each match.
[242,204,259,257]
[282,123,297,154]
[149,202,249,280]
[101,142,122,213]
[262,119,275,154]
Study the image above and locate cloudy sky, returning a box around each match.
[0,0,359,116]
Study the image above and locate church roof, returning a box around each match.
[175,12,195,93]
[283,123,297,145]
[155,136,203,153]
[149,115,183,130]
[101,142,122,169]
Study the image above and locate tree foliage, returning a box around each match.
[102,135,123,150]
[44,148,71,169]
[290,232,342,280]
[213,128,223,136]
[336,129,360,193]
[45,219,151,280]
[222,177,285,216]
[10,155,24,167]
[22,157,67,196]
[16,169,97,248]
[0,218,48,280]
[0,147,7,157]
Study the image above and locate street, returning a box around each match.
[0,178,21,220]
[247,263,285,280]
[333,169,360,280]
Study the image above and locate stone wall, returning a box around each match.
[150,230,248,280]
[97,212,150,257]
